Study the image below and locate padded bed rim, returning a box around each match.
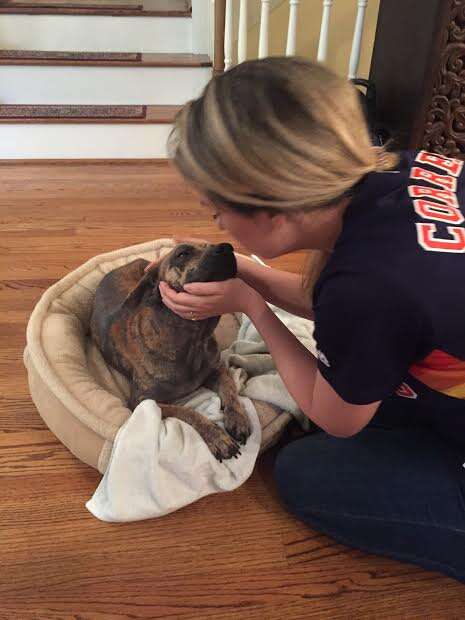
[25,238,175,441]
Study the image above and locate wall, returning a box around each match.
[247,0,380,79]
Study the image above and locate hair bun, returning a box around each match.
[373,146,398,172]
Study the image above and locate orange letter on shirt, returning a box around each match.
[416,223,465,253]
[416,151,464,177]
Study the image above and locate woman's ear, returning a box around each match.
[252,209,275,233]
[269,211,291,232]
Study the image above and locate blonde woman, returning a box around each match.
[160,58,465,582]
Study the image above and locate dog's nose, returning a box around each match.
[213,243,233,255]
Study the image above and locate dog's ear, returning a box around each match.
[122,260,161,310]
[144,259,160,274]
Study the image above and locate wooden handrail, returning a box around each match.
[213,0,226,75]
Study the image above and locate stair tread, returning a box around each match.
[0,50,211,67]
[0,0,191,16]
[1,0,143,5]
[0,104,181,123]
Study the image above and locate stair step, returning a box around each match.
[1,11,192,53]
[0,0,190,16]
[0,104,180,123]
[0,63,210,104]
[0,50,211,67]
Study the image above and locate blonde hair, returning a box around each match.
[168,57,398,288]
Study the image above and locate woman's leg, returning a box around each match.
[274,425,465,582]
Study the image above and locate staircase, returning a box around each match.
[0,0,213,159]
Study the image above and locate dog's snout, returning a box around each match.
[214,243,233,255]
[183,242,236,285]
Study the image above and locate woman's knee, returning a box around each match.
[274,430,387,517]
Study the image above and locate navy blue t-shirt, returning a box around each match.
[313,150,465,442]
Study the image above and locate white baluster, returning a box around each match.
[348,0,368,79]
[238,0,248,64]
[317,0,334,63]
[224,0,234,70]
[258,0,271,59]
[286,0,299,56]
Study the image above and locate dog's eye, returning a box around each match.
[177,251,189,259]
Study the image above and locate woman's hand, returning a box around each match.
[159,278,265,320]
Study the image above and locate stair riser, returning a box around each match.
[0,66,211,104]
[0,15,192,53]
[0,124,172,158]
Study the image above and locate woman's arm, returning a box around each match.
[246,296,379,437]
[160,278,379,437]
[235,254,314,320]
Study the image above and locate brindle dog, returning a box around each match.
[90,242,252,461]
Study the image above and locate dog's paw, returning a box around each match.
[206,426,241,462]
[224,405,252,445]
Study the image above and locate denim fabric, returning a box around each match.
[275,407,465,583]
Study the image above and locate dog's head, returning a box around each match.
[123,242,237,310]
[156,242,237,292]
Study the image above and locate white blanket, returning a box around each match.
[86,305,316,522]
[222,306,316,431]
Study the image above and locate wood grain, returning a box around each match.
[419,0,465,156]
[369,0,440,149]
[1,161,464,619]
[214,0,226,75]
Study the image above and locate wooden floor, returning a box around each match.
[1,161,465,619]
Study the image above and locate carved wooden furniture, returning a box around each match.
[370,0,465,156]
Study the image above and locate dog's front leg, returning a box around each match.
[205,364,252,445]
[159,403,241,462]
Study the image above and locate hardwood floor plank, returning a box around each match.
[1,562,464,619]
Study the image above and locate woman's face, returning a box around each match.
[204,200,291,259]
[199,195,345,258]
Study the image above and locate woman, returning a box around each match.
[159,57,465,582]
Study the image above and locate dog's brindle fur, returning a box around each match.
[90,242,252,461]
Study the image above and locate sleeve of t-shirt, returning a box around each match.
[313,272,425,405]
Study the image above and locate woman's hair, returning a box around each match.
[168,56,398,289]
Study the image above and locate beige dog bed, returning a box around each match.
[24,238,291,473]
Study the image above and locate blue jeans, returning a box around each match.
[274,403,465,583]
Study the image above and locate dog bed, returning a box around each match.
[24,238,292,474]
